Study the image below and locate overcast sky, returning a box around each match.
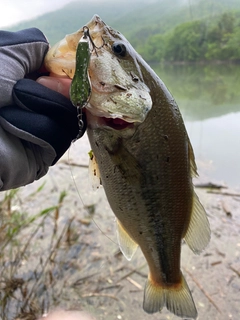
[0,0,80,28]
[1,0,149,29]
[0,0,188,29]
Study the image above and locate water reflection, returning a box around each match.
[152,63,240,188]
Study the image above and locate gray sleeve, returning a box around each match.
[0,126,49,191]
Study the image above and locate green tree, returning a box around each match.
[141,11,240,63]
[138,34,166,62]
[205,12,238,60]
[163,20,207,62]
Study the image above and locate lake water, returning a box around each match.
[152,63,240,189]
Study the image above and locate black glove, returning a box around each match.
[1,79,86,164]
[0,28,86,190]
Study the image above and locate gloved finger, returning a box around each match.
[37,76,72,99]
[13,79,87,139]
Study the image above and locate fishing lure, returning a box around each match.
[70,26,92,139]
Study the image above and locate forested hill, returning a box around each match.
[139,11,240,63]
[6,0,240,63]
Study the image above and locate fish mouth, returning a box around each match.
[103,117,134,130]
[85,109,135,130]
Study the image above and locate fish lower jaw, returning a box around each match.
[85,109,135,130]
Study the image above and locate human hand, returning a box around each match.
[37,76,72,99]
[39,310,96,320]
[0,28,85,190]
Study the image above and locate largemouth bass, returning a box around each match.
[44,15,210,319]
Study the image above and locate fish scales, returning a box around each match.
[87,78,192,287]
[44,15,210,319]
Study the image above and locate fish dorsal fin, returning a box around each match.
[184,191,211,254]
[88,150,101,190]
[116,219,138,261]
[188,138,198,178]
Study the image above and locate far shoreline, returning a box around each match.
[147,59,240,66]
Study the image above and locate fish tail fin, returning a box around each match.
[143,277,165,314]
[143,273,198,319]
[165,273,198,319]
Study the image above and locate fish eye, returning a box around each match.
[112,42,127,57]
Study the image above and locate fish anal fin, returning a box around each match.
[116,219,138,261]
[143,273,198,319]
[184,191,211,254]
[88,150,101,190]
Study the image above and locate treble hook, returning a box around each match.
[82,26,99,56]
[82,25,103,57]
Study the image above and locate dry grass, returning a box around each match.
[0,183,142,320]
[0,186,83,319]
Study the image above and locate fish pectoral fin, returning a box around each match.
[88,150,101,190]
[110,144,142,186]
[184,191,211,254]
[143,273,198,319]
[116,219,138,261]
